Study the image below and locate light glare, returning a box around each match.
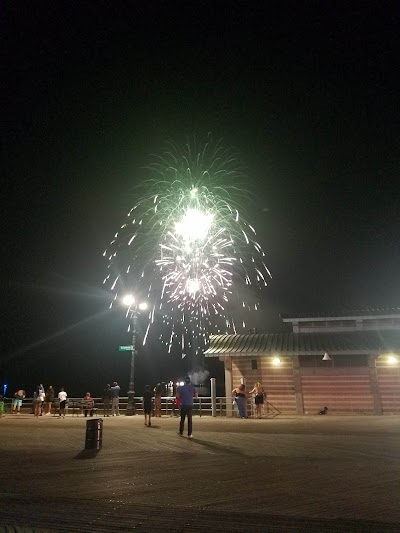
[122,294,134,306]
[175,208,214,243]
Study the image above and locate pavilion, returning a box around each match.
[205,308,400,414]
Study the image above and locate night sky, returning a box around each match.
[2,3,400,397]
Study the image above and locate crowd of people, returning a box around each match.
[8,385,68,418]
[1,380,278,427]
[2,380,188,419]
[1,378,199,437]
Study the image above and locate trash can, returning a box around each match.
[85,418,103,450]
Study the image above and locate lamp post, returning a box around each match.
[122,295,148,416]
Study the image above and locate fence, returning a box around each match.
[2,396,281,418]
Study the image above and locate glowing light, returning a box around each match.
[388,355,398,364]
[138,302,148,311]
[175,208,214,243]
[272,357,281,366]
[122,294,134,306]
[187,278,200,295]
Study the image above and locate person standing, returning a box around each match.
[58,387,67,418]
[167,380,176,416]
[44,386,55,415]
[111,381,120,416]
[232,384,248,419]
[33,387,42,418]
[142,385,153,427]
[248,382,265,419]
[102,384,112,417]
[38,384,45,415]
[177,376,197,439]
[12,389,25,414]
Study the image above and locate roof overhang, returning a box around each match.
[204,331,400,357]
[281,314,400,323]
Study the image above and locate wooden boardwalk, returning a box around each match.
[1,414,400,532]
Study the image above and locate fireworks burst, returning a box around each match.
[104,138,271,357]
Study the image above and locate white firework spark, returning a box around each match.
[104,138,270,356]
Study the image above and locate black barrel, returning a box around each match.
[85,418,103,450]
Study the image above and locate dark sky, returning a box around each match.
[2,2,400,396]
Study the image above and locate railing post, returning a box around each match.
[199,397,202,417]
[210,377,216,417]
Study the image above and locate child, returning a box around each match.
[143,385,153,427]
[0,395,5,418]
[319,406,328,415]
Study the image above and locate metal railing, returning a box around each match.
[1,396,281,418]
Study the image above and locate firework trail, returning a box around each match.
[104,138,271,357]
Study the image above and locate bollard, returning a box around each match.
[85,418,103,450]
[210,377,216,417]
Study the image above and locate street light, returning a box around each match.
[122,294,148,416]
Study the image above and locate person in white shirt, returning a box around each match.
[58,388,67,418]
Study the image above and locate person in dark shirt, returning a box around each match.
[33,386,42,418]
[111,382,121,416]
[177,376,197,439]
[142,385,153,427]
[44,386,55,415]
[232,383,248,419]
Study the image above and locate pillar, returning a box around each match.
[224,356,233,417]
[210,377,216,417]
[368,354,382,415]
[292,355,304,415]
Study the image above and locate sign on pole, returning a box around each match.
[119,345,133,351]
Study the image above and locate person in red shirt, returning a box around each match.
[82,392,94,417]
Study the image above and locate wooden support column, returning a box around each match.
[292,355,304,415]
[368,354,382,415]
[224,356,233,417]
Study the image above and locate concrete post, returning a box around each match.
[292,355,305,415]
[223,356,233,417]
[368,354,383,415]
[210,377,216,417]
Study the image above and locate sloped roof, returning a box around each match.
[204,330,400,357]
[280,308,400,320]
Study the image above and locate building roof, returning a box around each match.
[280,308,400,321]
[204,330,400,357]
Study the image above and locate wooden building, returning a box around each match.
[204,308,400,415]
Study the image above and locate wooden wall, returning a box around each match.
[232,356,297,414]
[376,362,400,413]
[228,355,400,415]
[300,369,374,414]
